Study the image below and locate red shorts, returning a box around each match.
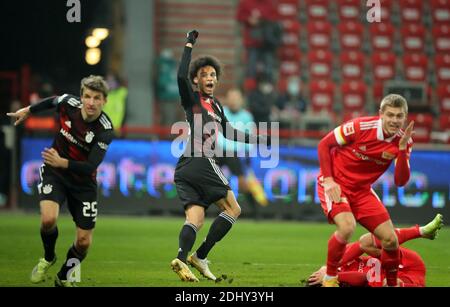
[317,177,390,233]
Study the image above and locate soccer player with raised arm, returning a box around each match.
[7,76,114,287]
[170,30,268,282]
[317,94,414,287]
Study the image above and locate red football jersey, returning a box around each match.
[330,116,413,189]
[339,247,426,287]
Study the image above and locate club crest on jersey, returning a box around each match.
[85,131,95,143]
[343,122,355,136]
[43,184,53,195]
[382,151,395,160]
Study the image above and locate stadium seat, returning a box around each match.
[281,20,301,48]
[439,113,450,131]
[279,46,301,62]
[369,22,395,52]
[399,0,423,25]
[437,83,450,113]
[435,54,450,84]
[309,80,336,113]
[307,20,332,50]
[339,50,365,81]
[433,24,450,54]
[338,21,364,51]
[278,0,300,21]
[408,113,433,143]
[336,0,361,22]
[308,50,333,80]
[280,60,301,78]
[305,0,329,22]
[430,0,450,25]
[379,0,394,22]
[341,80,368,113]
[372,52,397,82]
[403,53,428,82]
[401,24,426,53]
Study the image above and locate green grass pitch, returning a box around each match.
[0,212,449,287]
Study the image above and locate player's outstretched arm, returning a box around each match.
[6,106,31,126]
[177,30,199,108]
[7,96,58,126]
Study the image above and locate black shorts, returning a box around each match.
[215,156,245,177]
[174,157,231,209]
[38,165,98,230]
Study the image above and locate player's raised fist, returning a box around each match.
[186,30,199,45]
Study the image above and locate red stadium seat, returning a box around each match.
[308,50,333,80]
[369,22,395,52]
[430,0,450,25]
[339,50,365,81]
[305,0,329,22]
[403,53,428,82]
[280,60,301,78]
[341,80,368,113]
[379,0,394,22]
[399,0,423,24]
[307,20,332,50]
[437,84,450,113]
[372,52,397,82]
[337,0,361,22]
[433,24,450,54]
[279,46,301,62]
[435,54,450,84]
[338,21,364,51]
[408,113,433,143]
[309,80,336,113]
[278,0,300,20]
[401,24,426,53]
[439,113,450,130]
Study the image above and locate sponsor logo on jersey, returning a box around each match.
[85,131,95,143]
[43,184,53,195]
[343,122,355,136]
[352,149,387,165]
[60,128,78,145]
[382,151,395,160]
[98,142,109,150]
[359,145,367,151]
[65,121,72,128]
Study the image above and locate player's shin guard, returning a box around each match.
[57,244,87,281]
[326,232,347,277]
[381,247,400,286]
[177,223,198,263]
[196,212,236,259]
[40,226,58,262]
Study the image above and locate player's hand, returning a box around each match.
[6,106,31,126]
[307,266,326,286]
[399,121,414,150]
[186,30,199,45]
[42,148,65,168]
[323,177,342,203]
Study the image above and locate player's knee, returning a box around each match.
[41,216,57,230]
[359,233,373,249]
[381,233,398,249]
[337,220,356,241]
[227,204,241,219]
